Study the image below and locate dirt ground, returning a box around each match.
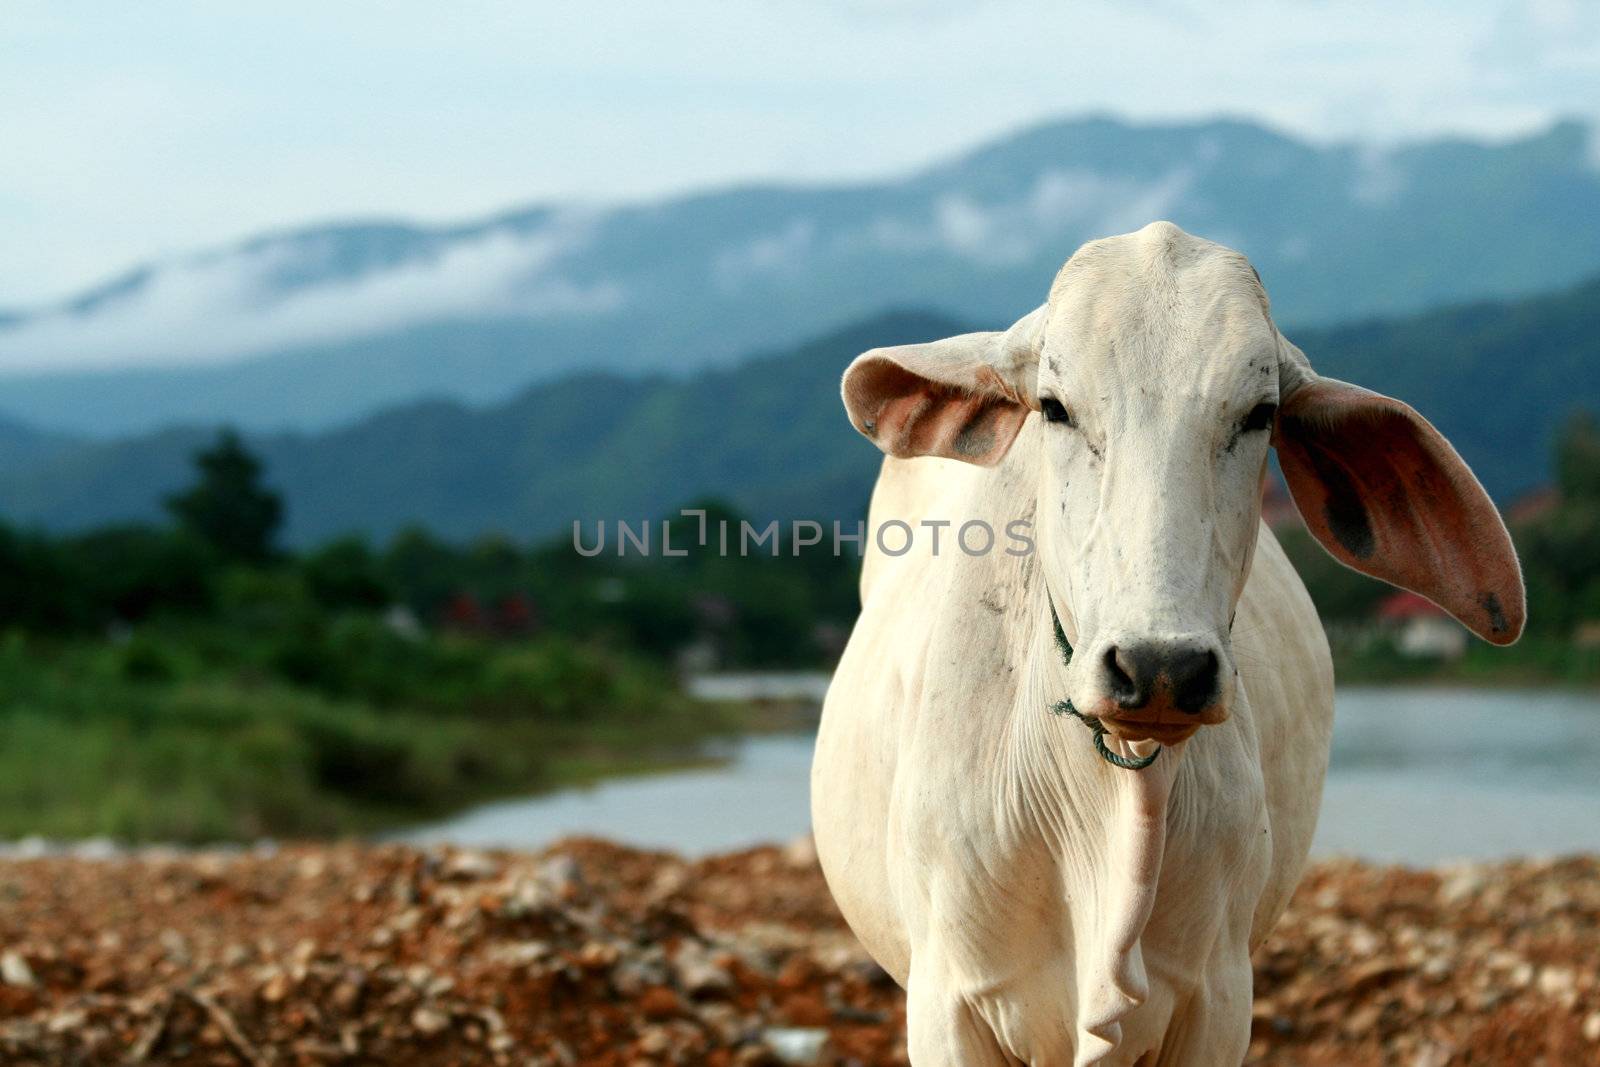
[1,839,1597,1065]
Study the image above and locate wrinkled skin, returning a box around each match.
[813,223,1523,1065]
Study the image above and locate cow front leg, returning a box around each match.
[1148,954,1252,1067]
[905,959,1013,1067]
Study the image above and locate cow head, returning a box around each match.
[842,222,1524,746]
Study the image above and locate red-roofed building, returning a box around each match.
[494,593,540,636]
[441,592,486,633]
[1377,591,1444,622]
[1376,591,1466,659]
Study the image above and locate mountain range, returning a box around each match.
[1,275,1594,546]
[3,115,1599,437]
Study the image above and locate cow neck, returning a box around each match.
[1015,585,1177,1061]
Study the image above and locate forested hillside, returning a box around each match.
[2,275,1596,544]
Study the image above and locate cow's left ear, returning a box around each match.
[842,307,1043,466]
[1273,374,1526,644]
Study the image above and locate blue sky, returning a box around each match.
[2,0,1597,303]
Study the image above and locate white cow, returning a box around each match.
[811,222,1524,1066]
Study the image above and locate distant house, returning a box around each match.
[671,593,739,671]
[691,593,737,630]
[1377,591,1467,659]
[1572,621,1600,650]
[494,593,540,636]
[383,603,425,641]
[438,591,542,638]
[441,592,486,633]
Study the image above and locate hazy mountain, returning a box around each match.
[0,312,961,543]
[0,416,78,468]
[1,278,1595,545]
[2,115,1598,436]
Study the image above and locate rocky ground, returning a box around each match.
[0,840,1597,1066]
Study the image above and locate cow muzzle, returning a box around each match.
[1083,634,1232,743]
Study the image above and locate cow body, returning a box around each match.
[811,222,1521,1066]
[813,437,1333,1065]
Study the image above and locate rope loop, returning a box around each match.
[1046,598,1160,772]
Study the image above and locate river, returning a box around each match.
[400,687,1600,864]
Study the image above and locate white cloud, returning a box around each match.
[0,214,622,375]
[711,219,817,290]
[861,166,1200,265]
[1350,146,1406,207]
[1476,0,1600,72]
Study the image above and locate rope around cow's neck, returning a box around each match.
[1046,597,1160,772]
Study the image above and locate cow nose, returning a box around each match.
[1101,644,1149,708]
[1100,640,1219,715]
[1167,645,1220,715]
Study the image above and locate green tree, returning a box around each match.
[0,521,83,631]
[69,525,215,622]
[165,429,284,564]
[301,536,393,610]
[1555,411,1600,504]
[382,525,459,616]
[1516,411,1600,633]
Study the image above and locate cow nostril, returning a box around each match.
[1102,645,1142,707]
[1171,649,1220,715]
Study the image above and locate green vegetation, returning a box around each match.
[0,434,758,842]
[1322,635,1600,688]
[4,401,1599,841]
[0,627,729,842]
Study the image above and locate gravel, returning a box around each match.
[0,839,1595,1065]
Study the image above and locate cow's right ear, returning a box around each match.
[841,308,1043,467]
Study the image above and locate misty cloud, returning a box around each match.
[711,220,819,291]
[861,166,1200,265]
[0,216,623,376]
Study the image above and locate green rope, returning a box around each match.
[1046,597,1160,772]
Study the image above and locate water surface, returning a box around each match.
[401,687,1600,863]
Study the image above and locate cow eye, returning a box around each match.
[1040,397,1076,427]
[1240,402,1277,434]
